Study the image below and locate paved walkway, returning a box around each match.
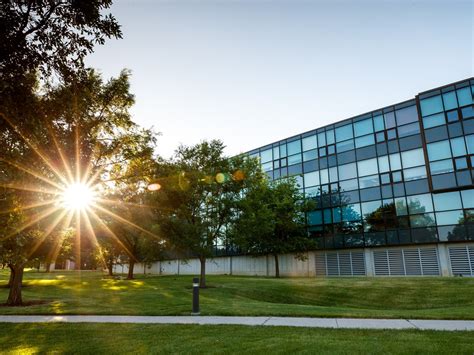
[1,315,473,331]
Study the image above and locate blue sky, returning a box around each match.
[87,0,473,158]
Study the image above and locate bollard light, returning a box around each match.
[192,277,200,315]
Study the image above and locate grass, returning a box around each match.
[0,270,474,319]
[0,323,473,354]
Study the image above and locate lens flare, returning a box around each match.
[61,183,95,211]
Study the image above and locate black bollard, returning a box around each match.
[192,277,200,315]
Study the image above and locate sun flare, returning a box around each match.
[61,183,96,211]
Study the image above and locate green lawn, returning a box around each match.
[0,270,474,319]
[1,323,473,354]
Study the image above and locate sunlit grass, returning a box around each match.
[0,270,474,319]
[0,324,473,354]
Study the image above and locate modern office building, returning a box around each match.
[242,77,474,277]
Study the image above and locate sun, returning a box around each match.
[61,183,96,211]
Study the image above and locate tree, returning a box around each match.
[1,0,121,83]
[152,140,261,287]
[230,177,315,278]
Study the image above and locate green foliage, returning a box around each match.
[230,177,315,261]
[0,0,122,82]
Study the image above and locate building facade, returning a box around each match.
[241,78,474,277]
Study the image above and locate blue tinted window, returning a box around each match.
[384,111,396,129]
[450,137,466,157]
[326,130,335,145]
[457,87,472,106]
[361,200,382,217]
[395,105,418,126]
[307,211,323,225]
[427,141,451,161]
[436,210,463,225]
[304,171,319,187]
[287,140,301,155]
[442,91,458,110]
[279,144,287,157]
[389,153,401,170]
[339,178,358,191]
[410,213,436,227]
[336,139,354,152]
[273,147,280,160]
[357,158,378,176]
[354,119,373,137]
[407,193,433,214]
[422,113,445,129]
[359,175,379,188]
[260,149,272,163]
[317,132,326,146]
[403,166,426,181]
[433,191,462,211]
[378,156,390,172]
[323,208,332,223]
[461,189,474,208]
[355,134,375,148]
[262,162,272,172]
[430,159,454,175]
[395,197,408,216]
[373,115,384,131]
[342,204,361,221]
[462,106,474,119]
[401,148,425,168]
[420,95,443,116]
[335,124,353,142]
[303,149,317,162]
[466,135,474,154]
[302,135,317,151]
[397,122,420,138]
[338,163,357,180]
[288,154,302,165]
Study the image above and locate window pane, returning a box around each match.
[279,144,287,157]
[436,210,463,225]
[320,168,329,184]
[307,211,323,225]
[465,135,474,154]
[442,91,458,110]
[302,135,317,151]
[457,87,473,106]
[420,95,443,116]
[294,175,303,188]
[378,156,390,172]
[401,148,425,168]
[359,174,379,188]
[339,178,358,191]
[395,197,408,216]
[305,186,319,197]
[287,140,301,155]
[397,122,420,138]
[329,167,338,182]
[389,153,401,170]
[384,111,396,129]
[303,149,317,162]
[361,200,382,217]
[338,163,357,180]
[335,124,353,142]
[422,113,445,129]
[336,139,354,153]
[260,149,272,163]
[461,189,474,208]
[273,147,280,160]
[357,158,378,176]
[342,204,361,221]
[373,115,384,131]
[395,105,418,125]
[404,166,427,181]
[262,162,273,172]
[410,213,436,227]
[354,119,373,137]
[288,154,302,165]
[326,130,335,145]
[317,132,326,146]
[407,193,433,214]
[427,141,451,161]
[433,191,462,211]
[355,134,375,148]
[430,159,454,175]
[450,137,466,157]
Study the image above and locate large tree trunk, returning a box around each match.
[7,269,14,288]
[7,265,24,306]
[107,260,114,277]
[274,254,280,278]
[45,262,52,273]
[199,257,206,288]
[127,260,135,280]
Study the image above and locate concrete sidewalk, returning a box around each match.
[1,315,473,331]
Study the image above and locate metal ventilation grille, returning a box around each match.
[314,251,366,277]
[449,246,474,276]
[373,247,440,276]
